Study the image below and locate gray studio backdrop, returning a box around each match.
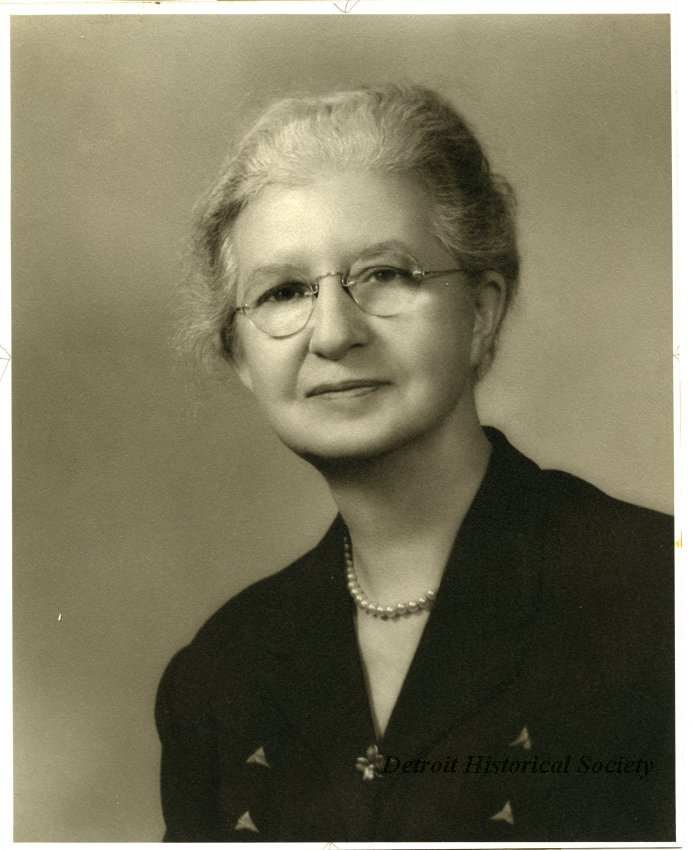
[12,13,671,842]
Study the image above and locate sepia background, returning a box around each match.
[11,12,672,841]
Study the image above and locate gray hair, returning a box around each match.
[184,84,519,370]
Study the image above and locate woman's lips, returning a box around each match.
[306,380,389,398]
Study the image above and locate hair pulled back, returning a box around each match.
[185,84,519,370]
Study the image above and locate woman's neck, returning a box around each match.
[316,413,492,602]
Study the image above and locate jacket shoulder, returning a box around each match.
[156,525,335,727]
[534,467,674,668]
[539,467,672,549]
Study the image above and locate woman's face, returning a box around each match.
[229,170,502,462]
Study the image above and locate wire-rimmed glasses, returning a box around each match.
[229,263,468,338]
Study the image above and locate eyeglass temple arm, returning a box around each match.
[415,268,468,281]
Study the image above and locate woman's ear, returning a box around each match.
[231,356,254,393]
[222,328,254,392]
[470,271,508,370]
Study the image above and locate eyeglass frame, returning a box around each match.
[227,265,470,338]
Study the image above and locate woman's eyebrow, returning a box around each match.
[245,262,305,280]
[355,240,418,261]
[245,242,418,279]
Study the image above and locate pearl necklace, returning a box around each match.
[344,535,438,619]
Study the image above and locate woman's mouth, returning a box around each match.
[306,380,389,399]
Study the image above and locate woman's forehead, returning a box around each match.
[230,170,445,271]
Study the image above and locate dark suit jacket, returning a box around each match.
[156,429,674,842]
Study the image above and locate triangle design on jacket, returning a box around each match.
[490,801,515,826]
[246,745,271,767]
[234,811,259,833]
[510,725,532,750]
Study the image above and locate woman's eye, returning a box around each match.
[362,266,413,284]
[257,282,308,305]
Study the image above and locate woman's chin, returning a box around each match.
[285,438,399,467]
[267,399,471,470]
[273,424,433,470]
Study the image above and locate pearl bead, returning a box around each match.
[343,534,438,621]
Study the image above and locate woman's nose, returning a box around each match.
[307,275,371,360]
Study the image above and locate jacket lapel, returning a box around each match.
[380,431,547,762]
[268,520,380,833]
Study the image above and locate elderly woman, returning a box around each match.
[156,85,674,842]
